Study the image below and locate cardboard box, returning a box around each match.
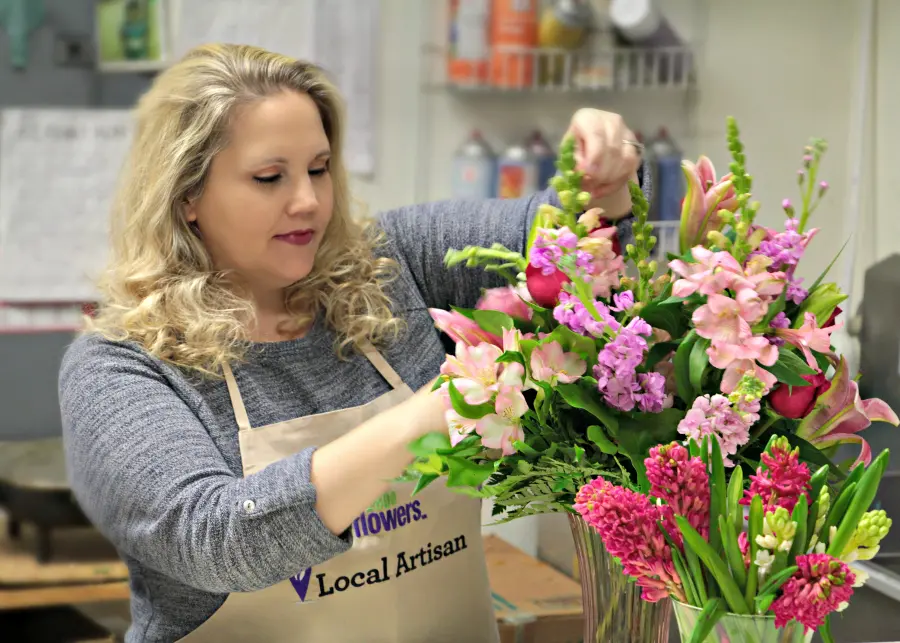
[485,535,583,643]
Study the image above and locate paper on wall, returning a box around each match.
[0,109,134,302]
[175,0,378,176]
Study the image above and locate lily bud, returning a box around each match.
[795,283,847,328]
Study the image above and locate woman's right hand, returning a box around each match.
[402,378,449,440]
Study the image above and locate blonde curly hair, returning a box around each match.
[89,44,401,375]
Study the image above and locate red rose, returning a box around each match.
[768,372,831,419]
[824,306,842,328]
[596,217,622,256]
[525,263,570,309]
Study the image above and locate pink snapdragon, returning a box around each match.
[575,478,685,603]
[771,554,855,633]
[693,292,764,345]
[677,394,757,466]
[669,247,744,298]
[530,341,586,385]
[476,286,533,321]
[645,443,710,538]
[742,436,812,514]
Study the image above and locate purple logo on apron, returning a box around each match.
[290,568,313,601]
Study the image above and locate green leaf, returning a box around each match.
[617,409,685,463]
[412,473,439,495]
[639,297,689,338]
[497,351,526,367]
[745,496,763,604]
[760,288,788,328]
[709,438,727,557]
[472,309,516,336]
[689,598,725,643]
[788,496,808,566]
[549,324,598,359]
[407,431,451,457]
[447,379,495,420]
[449,305,477,320]
[674,330,700,404]
[587,425,618,454]
[445,456,494,488]
[776,346,818,375]
[807,238,849,295]
[820,615,836,643]
[660,522,700,606]
[719,514,747,589]
[727,465,744,534]
[757,565,798,598]
[557,380,619,433]
[689,337,711,394]
[645,340,678,370]
[827,450,890,557]
[677,516,750,614]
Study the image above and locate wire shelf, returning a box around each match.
[429,45,695,93]
[0,303,91,333]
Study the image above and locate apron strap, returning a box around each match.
[359,341,405,390]
[222,361,252,432]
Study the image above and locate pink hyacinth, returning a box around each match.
[677,394,756,466]
[742,437,812,514]
[771,553,855,633]
[645,443,710,538]
[575,478,685,603]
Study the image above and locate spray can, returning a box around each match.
[647,127,683,222]
[497,140,538,199]
[451,130,497,200]
[447,0,492,86]
[490,0,539,89]
[527,130,558,190]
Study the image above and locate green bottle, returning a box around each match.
[120,0,149,60]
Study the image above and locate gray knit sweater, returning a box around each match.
[59,177,647,642]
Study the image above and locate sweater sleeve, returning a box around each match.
[376,161,650,311]
[59,336,351,594]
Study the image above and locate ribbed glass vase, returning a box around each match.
[672,600,814,643]
[568,514,673,643]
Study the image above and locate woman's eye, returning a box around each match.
[253,174,282,184]
[309,166,329,177]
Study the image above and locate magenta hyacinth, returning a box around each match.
[645,443,710,538]
[574,478,685,603]
[771,553,855,633]
[742,437,812,513]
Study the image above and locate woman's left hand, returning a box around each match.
[565,108,642,219]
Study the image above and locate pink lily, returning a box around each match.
[777,312,840,370]
[693,293,761,344]
[429,308,502,347]
[797,356,899,467]
[530,341,586,385]
[440,342,504,404]
[678,156,738,253]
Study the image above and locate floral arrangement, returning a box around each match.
[408,117,897,540]
[575,435,891,640]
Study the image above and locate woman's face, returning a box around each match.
[186,90,334,296]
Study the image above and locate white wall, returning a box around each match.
[347,0,889,555]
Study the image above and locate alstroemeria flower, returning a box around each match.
[475,384,528,455]
[440,342,504,404]
[530,341,586,384]
[678,156,738,253]
[797,356,899,467]
[669,247,743,297]
[708,336,779,394]
[430,308,502,347]
[693,293,757,344]
[777,312,839,370]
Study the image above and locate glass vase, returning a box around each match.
[568,514,672,643]
[672,600,813,643]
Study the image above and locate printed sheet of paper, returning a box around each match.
[174,0,378,175]
[312,0,379,176]
[0,109,134,302]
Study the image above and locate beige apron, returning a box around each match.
[178,342,499,643]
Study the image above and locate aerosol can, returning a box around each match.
[497,140,539,199]
[647,127,683,221]
[451,130,497,200]
[527,130,558,191]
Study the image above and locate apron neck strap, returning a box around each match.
[222,361,252,432]
[359,341,405,390]
[222,341,405,433]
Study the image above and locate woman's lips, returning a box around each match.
[274,230,314,246]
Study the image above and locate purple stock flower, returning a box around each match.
[786,278,808,305]
[593,318,671,413]
[553,292,617,337]
[756,218,806,270]
[611,290,635,312]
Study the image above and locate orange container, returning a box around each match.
[490,0,538,89]
[447,0,491,86]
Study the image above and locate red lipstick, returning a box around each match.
[275,229,314,246]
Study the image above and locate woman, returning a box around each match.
[59,44,646,643]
